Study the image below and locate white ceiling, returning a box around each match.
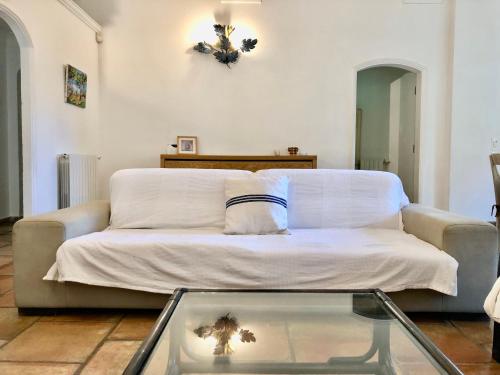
[73,0,117,26]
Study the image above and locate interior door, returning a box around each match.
[388,79,401,175]
[398,73,417,202]
[355,109,362,170]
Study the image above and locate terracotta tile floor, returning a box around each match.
[0,223,499,374]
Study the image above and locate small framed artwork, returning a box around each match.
[64,64,87,108]
[177,136,198,155]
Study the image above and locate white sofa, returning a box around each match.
[13,169,498,313]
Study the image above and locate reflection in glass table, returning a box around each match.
[125,289,463,375]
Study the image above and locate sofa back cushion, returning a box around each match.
[257,169,409,229]
[110,168,252,229]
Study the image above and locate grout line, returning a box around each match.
[0,292,15,308]
[0,277,14,296]
[0,359,83,365]
[31,320,121,325]
[73,314,125,375]
[448,321,494,365]
[37,318,121,323]
[0,291,14,297]
[0,313,41,347]
[450,320,493,351]
[106,337,146,342]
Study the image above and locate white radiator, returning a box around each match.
[360,158,388,171]
[58,154,98,209]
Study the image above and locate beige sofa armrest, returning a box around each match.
[15,200,110,241]
[12,200,110,308]
[402,203,497,251]
[402,203,498,312]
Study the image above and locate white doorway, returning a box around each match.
[0,18,22,221]
[0,3,33,216]
[355,66,419,202]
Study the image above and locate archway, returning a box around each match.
[0,2,34,215]
[353,59,424,203]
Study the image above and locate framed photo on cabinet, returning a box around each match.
[177,136,198,155]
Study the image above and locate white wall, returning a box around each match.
[79,0,454,208]
[0,0,101,214]
[449,0,500,220]
[8,0,496,220]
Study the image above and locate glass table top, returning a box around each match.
[127,290,462,375]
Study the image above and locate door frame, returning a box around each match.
[0,1,34,215]
[352,58,424,203]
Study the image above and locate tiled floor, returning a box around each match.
[0,223,499,374]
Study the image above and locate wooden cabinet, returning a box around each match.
[160,155,317,171]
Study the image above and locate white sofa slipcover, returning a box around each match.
[45,169,456,296]
[45,227,457,295]
[256,169,409,229]
[12,169,498,312]
[110,168,252,229]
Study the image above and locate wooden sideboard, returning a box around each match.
[160,155,317,172]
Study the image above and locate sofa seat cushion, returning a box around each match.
[44,228,458,296]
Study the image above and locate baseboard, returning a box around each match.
[18,307,163,316]
[407,312,489,321]
[17,308,489,319]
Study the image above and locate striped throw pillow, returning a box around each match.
[224,175,289,234]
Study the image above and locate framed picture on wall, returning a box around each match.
[177,136,198,155]
[64,64,87,108]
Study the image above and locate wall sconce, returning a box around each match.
[194,24,258,68]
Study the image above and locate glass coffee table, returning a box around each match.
[125,289,462,375]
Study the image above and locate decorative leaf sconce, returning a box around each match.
[194,313,256,355]
[194,24,258,68]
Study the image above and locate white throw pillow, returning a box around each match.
[224,176,289,235]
